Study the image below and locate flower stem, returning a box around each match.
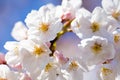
[49,20,73,56]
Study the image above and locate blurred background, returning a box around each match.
[0,0,101,53]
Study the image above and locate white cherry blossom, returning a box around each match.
[62,0,82,10]
[75,8,91,19]
[112,29,120,50]
[78,36,115,66]
[19,39,51,79]
[100,61,117,80]
[102,0,120,21]
[102,0,120,30]
[71,7,111,39]
[37,62,67,80]
[55,0,82,23]
[63,58,85,80]
[4,41,23,66]
[25,5,63,43]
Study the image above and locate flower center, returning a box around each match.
[39,23,49,32]
[101,67,112,76]
[91,22,100,32]
[112,12,120,20]
[33,46,44,56]
[114,34,120,43]
[68,61,79,71]
[91,42,102,54]
[45,63,53,72]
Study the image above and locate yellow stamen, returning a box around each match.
[91,22,100,32]
[69,61,79,71]
[45,63,53,72]
[101,67,112,76]
[14,47,19,55]
[33,46,44,56]
[114,34,120,43]
[112,12,120,20]
[91,42,102,54]
[39,23,49,32]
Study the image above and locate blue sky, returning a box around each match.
[0,0,61,53]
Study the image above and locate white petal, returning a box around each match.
[5,51,22,65]
[102,0,115,14]
[76,8,91,18]
[4,41,19,51]
[0,65,20,80]
[11,21,28,41]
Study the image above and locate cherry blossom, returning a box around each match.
[2,0,120,80]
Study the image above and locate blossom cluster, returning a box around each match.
[1,0,120,80]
